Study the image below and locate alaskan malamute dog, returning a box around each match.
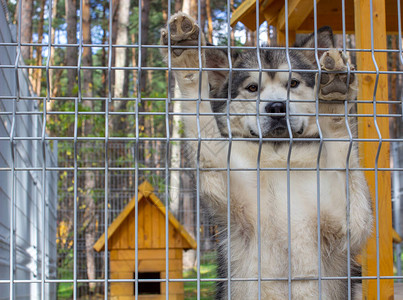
[161,12,372,299]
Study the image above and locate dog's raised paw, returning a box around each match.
[318,49,356,101]
[160,12,204,57]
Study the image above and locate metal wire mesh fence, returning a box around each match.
[56,141,215,297]
[1,0,403,299]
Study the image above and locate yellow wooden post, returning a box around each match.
[276,30,296,46]
[354,0,394,299]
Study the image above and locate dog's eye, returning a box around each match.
[246,84,258,93]
[290,79,300,88]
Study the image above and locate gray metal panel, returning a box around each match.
[0,3,57,300]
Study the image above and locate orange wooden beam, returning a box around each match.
[276,30,296,45]
[230,0,265,30]
[354,0,394,299]
[277,0,321,31]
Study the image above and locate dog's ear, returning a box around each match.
[205,47,239,95]
[294,26,334,64]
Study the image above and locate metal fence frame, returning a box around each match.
[0,2,58,299]
[0,0,403,299]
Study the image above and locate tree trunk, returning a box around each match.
[136,0,151,165]
[81,0,97,293]
[246,28,255,46]
[110,0,119,93]
[65,0,77,96]
[51,69,63,97]
[20,0,33,62]
[206,0,213,43]
[49,0,58,100]
[162,0,168,24]
[191,0,198,19]
[114,0,130,98]
[83,169,97,294]
[111,0,130,134]
[162,0,168,97]
[112,0,130,135]
[175,0,182,12]
[34,0,46,96]
[140,0,150,93]
[182,0,190,14]
[131,33,137,95]
[200,0,206,32]
[182,0,196,19]
[82,0,93,98]
[245,29,250,46]
[230,0,235,46]
[101,1,108,97]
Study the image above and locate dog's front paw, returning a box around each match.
[318,50,357,101]
[160,12,205,61]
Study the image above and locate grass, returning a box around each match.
[184,251,218,300]
[58,281,74,299]
[57,269,89,300]
[57,269,74,299]
[57,252,219,299]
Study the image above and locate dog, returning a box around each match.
[160,12,372,299]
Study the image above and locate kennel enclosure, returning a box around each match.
[0,0,402,299]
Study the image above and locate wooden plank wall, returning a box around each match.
[110,249,184,300]
[354,0,394,299]
[109,199,187,250]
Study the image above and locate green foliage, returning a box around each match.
[58,281,74,299]
[184,252,218,300]
[57,249,75,299]
[57,262,89,299]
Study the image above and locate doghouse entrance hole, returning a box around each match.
[136,272,161,295]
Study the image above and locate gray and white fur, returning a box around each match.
[161,12,372,300]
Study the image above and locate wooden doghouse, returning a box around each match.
[94,181,197,300]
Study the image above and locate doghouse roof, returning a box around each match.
[230,0,402,34]
[93,181,197,252]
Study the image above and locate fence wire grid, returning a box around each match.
[0,0,403,299]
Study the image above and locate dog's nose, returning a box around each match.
[265,102,286,119]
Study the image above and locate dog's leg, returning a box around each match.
[346,153,373,256]
[160,12,227,167]
[315,50,356,134]
[161,17,257,300]
[161,13,232,221]
[316,50,373,259]
[317,49,357,103]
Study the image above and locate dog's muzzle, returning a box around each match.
[250,102,304,138]
[265,102,286,119]
[265,102,288,134]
